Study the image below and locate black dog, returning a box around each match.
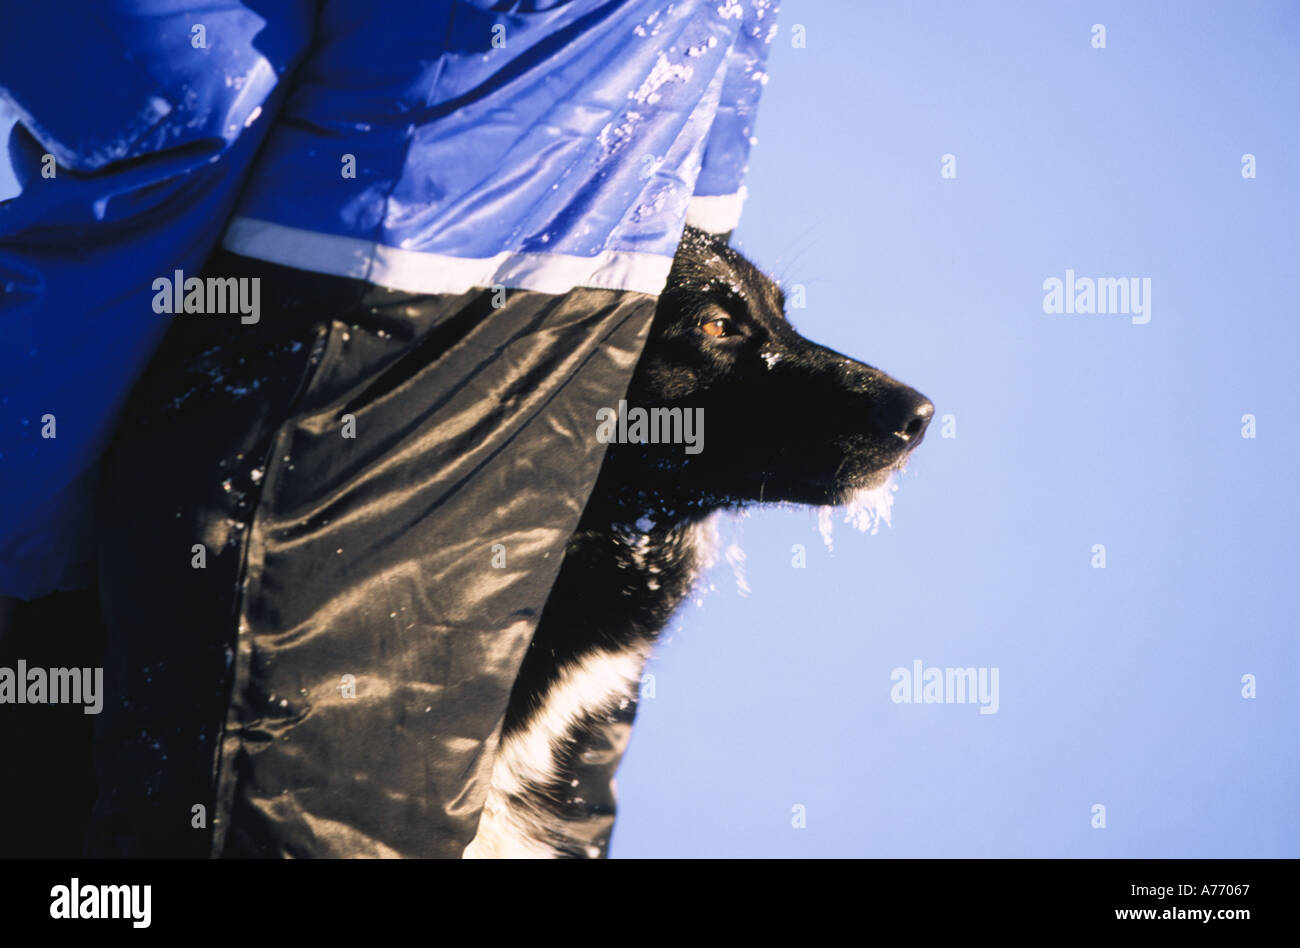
[465,227,932,857]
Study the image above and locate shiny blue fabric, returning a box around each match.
[0,0,775,599]
[229,0,774,261]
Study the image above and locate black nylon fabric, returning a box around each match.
[88,252,655,857]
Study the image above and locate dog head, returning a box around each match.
[610,226,932,513]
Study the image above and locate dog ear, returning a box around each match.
[680,224,733,247]
[698,228,733,246]
[706,227,735,247]
[675,227,736,276]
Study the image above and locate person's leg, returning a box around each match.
[88,252,654,857]
[88,258,333,857]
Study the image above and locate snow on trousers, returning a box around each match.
[89,251,655,857]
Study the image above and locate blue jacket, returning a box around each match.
[0,0,776,599]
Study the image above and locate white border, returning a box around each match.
[222,216,674,297]
[683,189,746,234]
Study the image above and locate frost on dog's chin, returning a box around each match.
[816,478,897,551]
[724,541,750,598]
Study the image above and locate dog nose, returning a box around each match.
[877,387,934,446]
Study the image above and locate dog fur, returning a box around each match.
[464,227,932,858]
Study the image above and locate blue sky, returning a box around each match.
[612,0,1300,857]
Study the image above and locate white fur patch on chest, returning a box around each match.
[463,646,648,859]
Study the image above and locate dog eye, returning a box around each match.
[699,316,733,338]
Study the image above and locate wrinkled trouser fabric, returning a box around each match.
[88,251,655,857]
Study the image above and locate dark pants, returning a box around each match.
[83,252,654,857]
